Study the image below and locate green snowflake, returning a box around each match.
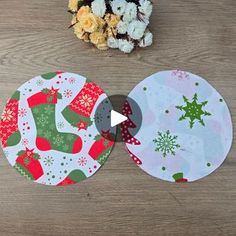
[153,130,180,157]
[43,156,54,166]
[44,130,52,139]
[62,144,69,151]
[53,135,64,147]
[57,122,64,129]
[44,105,54,115]
[36,114,49,127]
[176,93,211,128]
[94,112,103,124]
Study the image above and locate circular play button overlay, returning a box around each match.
[0,72,115,186]
[125,70,233,182]
[94,95,143,142]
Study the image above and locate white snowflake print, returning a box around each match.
[69,77,76,84]
[78,157,87,166]
[18,108,27,117]
[21,138,29,146]
[63,89,72,98]
[79,94,93,108]
[1,108,13,122]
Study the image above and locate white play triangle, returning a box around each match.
[111,110,128,127]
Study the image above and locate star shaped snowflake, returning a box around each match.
[176,93,211,128]
[153,130,180,157]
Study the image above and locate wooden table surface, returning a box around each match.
[0,0,235,235]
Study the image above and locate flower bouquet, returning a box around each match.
[68,0,153,53]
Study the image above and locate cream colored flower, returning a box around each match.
[68,0,79,12]
[80,13,99,33]
[77,6,91,20]
[90,32,108,50]
[96,42,108,50]
[74,23,90,42]
[97,17,106,29]
[106,26,117,37]
[104,14,121,28]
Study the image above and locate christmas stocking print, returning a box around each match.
[62,82,104,130]
[14,148,44,181]
[0,91,21,148]
[27,87,83,154]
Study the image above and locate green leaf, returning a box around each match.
[17,150,25,156]
[94,134,101,141]
[33,153,41,160]
[57,93,62,99]
[41,72,57,80]
[41,88,49,94]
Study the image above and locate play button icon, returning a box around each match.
[94,95,142,142]
[111,110,127,127]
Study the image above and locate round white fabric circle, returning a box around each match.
[124,70,233,182]
[0,72,115,186]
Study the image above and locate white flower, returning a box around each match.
[91,0,106,17]
[118,39,134,53]
[111,0,127,16]
[139,0,153,19]
[117,20,129,34]
[127,20,146,40]
[123,2,137,22]
[139,31,153,47]
[107,37,119,48]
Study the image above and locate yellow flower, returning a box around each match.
[96,42,108,50]
[77,6,91,19]
[71,16,77,25]
[97,17,106,29]
[74,22,89,42]
[104,14,120,28]
[90,32,108,50]
[80,13,99,33]
[68,0,79,12]
[106,27,117,37]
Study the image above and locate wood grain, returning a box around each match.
[0,0,235,235]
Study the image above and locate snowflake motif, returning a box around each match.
[176,93,211,128]
[36,114,49,127]
[153,130,180,157]
[94,112,103,124]
[1,108,13,122]
[63,89,72,98]
[43,156,54,166]
[53,135,64,147]
[18,108,27,117]
[21,138,29,146]
[78,157,87,166]
[57,121,65,129]
[171,70,190,80]
[69,77,76,84]
[44,130,52,139]
[44,105,54,115]
[62,144,69,151]
[79,94,93,108]
[36,79,44,86]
